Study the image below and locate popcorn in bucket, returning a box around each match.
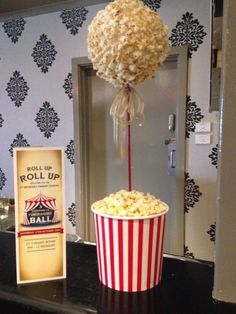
[91,190,169,292]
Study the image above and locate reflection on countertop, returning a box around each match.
[0,232,236,313]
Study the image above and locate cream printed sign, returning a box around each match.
[14,147,66,284]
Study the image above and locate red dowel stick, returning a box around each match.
[127,112,132,191]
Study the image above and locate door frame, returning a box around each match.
[72,46,188,255]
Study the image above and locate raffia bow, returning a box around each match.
[110,85,144,159]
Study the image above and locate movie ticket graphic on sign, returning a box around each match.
[14,147,66,284]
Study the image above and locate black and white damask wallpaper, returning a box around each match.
[9,133,30,157]
[0,169,7,190]
[184,172,202,213]
[185,96,204,138]
[35,101,60,138]
[63,73,73,99]
[0,0,217,260]
[2,18,26,43]
[66,202,76,227]
[207,222,216,243]
[184,245,195,259]
[143,0,162,11]
[6,71,29,107]
[169,11,207,58]
[32,34,57,73]
[60,7,88,35]
[0,115,4,128]
[209,144,218,168]
[65,140,75,165]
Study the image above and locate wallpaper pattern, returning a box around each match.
[6,71,29,107]
[60,7,88,35]
[0,0,218,261]
[169,11,207,58]
[2,18,26,43]
[32,34,57,73]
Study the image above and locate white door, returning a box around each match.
[74,47,187,255]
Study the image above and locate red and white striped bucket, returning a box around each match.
[92,204,168,292]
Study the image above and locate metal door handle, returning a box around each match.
[168,114,176,132]
[170,149,176,168]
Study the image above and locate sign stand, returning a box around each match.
[14,147,66,284]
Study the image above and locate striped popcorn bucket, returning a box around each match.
[92,204,168,292]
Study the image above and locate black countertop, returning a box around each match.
[0,231,236,314]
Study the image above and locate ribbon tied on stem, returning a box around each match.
[110,85,144,159]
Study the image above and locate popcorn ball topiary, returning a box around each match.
[87,0,170,87]
[87,0,170,158]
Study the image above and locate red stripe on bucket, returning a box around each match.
[128,220,134,292]
[137,220,144,291]
[101,216,108,286]
[95,215,102,282]
[118,220,124,291]
[108,218,115,289]
[147,218,154,289]
[153,217,162,286]
[158,216,166,283]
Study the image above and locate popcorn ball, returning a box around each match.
[92,189,167,217]
[87,0,170,87]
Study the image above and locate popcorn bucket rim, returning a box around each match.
[91,201,169,221]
